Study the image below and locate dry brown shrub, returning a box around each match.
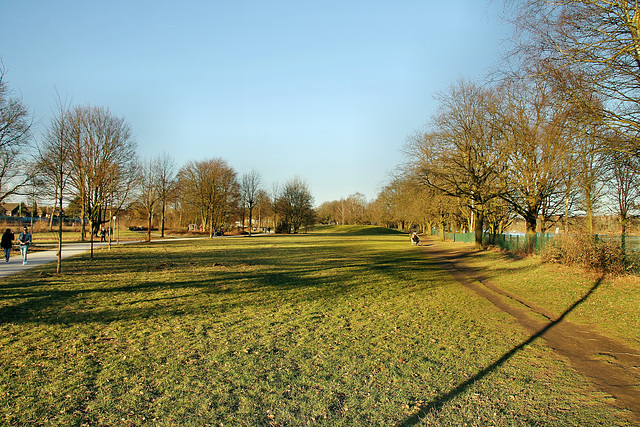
[541,234,636,275]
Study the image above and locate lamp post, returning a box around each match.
[108,212,113,250]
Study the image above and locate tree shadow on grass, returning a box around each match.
[0,248,439,326]
[395,274,606,427]
[0,233,448,329]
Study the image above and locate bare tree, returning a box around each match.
[179,158,239,237]
[573,124,608,234]
[254,189,273,231]
[240,169,262,236]
[274,176,315,233]
[137,158,160,242]
[509,0,640,152]
[66,105,137,258]
[156,152,178,237]
[316,200,340,225]
[134,153,178,241]
[336,193,369,225]
[606,147,640,246]
[408,81,508,248]
[498,78,575,248]
[37,97,73,273]
[0,65,33,203]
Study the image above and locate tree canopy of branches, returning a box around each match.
[407,81,507,248]
[317,193,370,226]
[511,0,640,151]
[137,157,161,242]
[179,158,239,237]
[66,105,137,255]
[154,152,179,238]
[275,177,315,234]
[37,98,73,273]
[0,66,33,203]
[499,78,576,239]
[240,169,262,236]
[607,147,640,241]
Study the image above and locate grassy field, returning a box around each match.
[0,225,634,426]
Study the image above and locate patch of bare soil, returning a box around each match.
[420,242,640,423]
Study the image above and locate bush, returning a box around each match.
[541,234,639,274]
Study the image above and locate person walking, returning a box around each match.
[18,226,32,265]
[1,228,14,263]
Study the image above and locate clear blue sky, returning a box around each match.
[1,1,511,205]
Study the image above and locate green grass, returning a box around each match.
[460,245,640,349]
[0,227,633,426]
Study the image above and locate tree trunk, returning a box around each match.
[81,204,86,241]
[57,192,63,274]
[161,202,166,238]
[564,198,570,234]
[49,187,57,232]
[620,213,627,256]
[89,218,95,259]
[586,197,594,235]
[474,210,484,249]
[524,212,537,254]
[146,211,152,242]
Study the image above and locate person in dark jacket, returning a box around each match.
[1,228,14,262]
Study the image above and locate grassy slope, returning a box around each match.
[0,225,632,426]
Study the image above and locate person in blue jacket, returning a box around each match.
[18,226,32,265]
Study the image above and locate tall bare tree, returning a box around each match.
[240,169,262,236]
[509,0,640,152]
[336,193,369,225]
[499,78,575,247]
[254,189,273,231]
[156,152,178,237]
[573,124,608,234]
[275,176,314,233]
[137,158,160,242]
[408,81,507,248]
[179,158,239,237]
[606,147,640,245]
[0,65,33,203]
[37,97,73,273]
[66,105,137,257]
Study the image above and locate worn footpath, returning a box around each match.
[417,239,640,423]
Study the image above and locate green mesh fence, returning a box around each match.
[429,228,640,253]
[430,229,555,253]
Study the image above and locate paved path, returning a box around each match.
[0,242,117,278]
[0,233,270,279]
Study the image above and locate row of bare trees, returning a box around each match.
[313,2,640,252]
[368,1,640,250]
[0,65,317,272]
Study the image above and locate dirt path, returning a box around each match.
[419,241,640,423]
